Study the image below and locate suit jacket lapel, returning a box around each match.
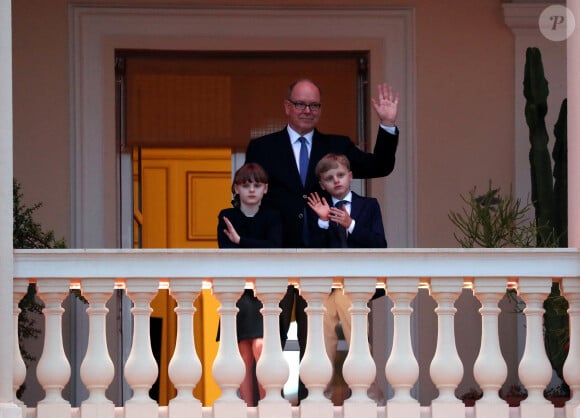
[308,130,327,189]
[349,192,362,219]
[277,129,304,189]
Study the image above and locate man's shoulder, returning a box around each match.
[312,131,355,153]
[313,130,351,143]
[246,130,289,164]
[249,129,287,145]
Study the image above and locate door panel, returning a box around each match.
[134,147,231,406]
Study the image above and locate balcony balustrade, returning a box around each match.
[11,248,580,418]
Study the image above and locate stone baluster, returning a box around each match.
[299,277,333,418]
[385,277,420,418]
[35,279,72,418]
[255,278,291,418]
[12,278,28,416]
[518,278,554,418]
[429,277,465,418]
[472,278,509,418]
[124,279,159,418]
[561,277,580,418]
[342,277,376,418]
[167,278,203,418]
[211,278,246,418]
[79,278,115,418]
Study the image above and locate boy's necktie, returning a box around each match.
[334,200,348,247]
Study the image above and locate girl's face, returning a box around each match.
[234,181,268,206]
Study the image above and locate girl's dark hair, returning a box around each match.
[231,163,269,208]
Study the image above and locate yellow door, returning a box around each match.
[133,147,231,406]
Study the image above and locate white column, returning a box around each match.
[561,278,580,418]
[12,279,28,416]
[429,278,465,418]
[167,278,203,418]
[80,279,115,418]
[36,279,72,418]
[342,277,376,418]
[0,0,20,416]
[473,278,509,418]
[255,278,291,418]
[211,278,246,418]
[568,0,580,246]
[385,277,420,418]
[298,277,333,418]
[518,278,554,418]
[124,279,159,418]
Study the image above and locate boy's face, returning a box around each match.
[234,181,268,206]
[318,165,352,200]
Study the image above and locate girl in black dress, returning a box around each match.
[217,163,282,406]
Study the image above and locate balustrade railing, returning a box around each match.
[11,248,580,418]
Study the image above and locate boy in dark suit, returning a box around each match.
[307,153,386,403]
[307,153,387,249]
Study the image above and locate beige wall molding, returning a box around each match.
[69,5,416,249]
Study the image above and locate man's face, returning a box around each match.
[284,81,322,135]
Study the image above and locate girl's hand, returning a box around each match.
[307,192,330,221]
[223,216,241,244]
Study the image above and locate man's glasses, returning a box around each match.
[287,99,321,112]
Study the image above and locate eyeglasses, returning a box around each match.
[287,99,322,112]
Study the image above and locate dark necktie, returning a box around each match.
[334,200,348,247]
[335,200,348,211]
[298,136,309,186]
[298,137,310,245]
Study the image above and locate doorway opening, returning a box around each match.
[117,50,370,406]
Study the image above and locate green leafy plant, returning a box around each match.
[13,179,66,397]
[13,180,66,250]
[448,181,539,248]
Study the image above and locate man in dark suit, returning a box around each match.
[244,78,399,401]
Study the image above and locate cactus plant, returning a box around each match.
[552,99,568,247]
[523,47,567,246]
[523,46,569,386]
[451,47,569,392]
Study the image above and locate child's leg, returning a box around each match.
[334,290,352,347]
[238,339,256,406]
[251,338,265,400]
[323,290,340,364]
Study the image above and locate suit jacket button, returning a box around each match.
[302,194,307,199]
[298,213,303,219]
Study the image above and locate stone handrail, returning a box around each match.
[11,248,580,418]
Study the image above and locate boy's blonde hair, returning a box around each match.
[315,153,351,178]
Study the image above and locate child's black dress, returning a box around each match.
[216,206,282,342]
